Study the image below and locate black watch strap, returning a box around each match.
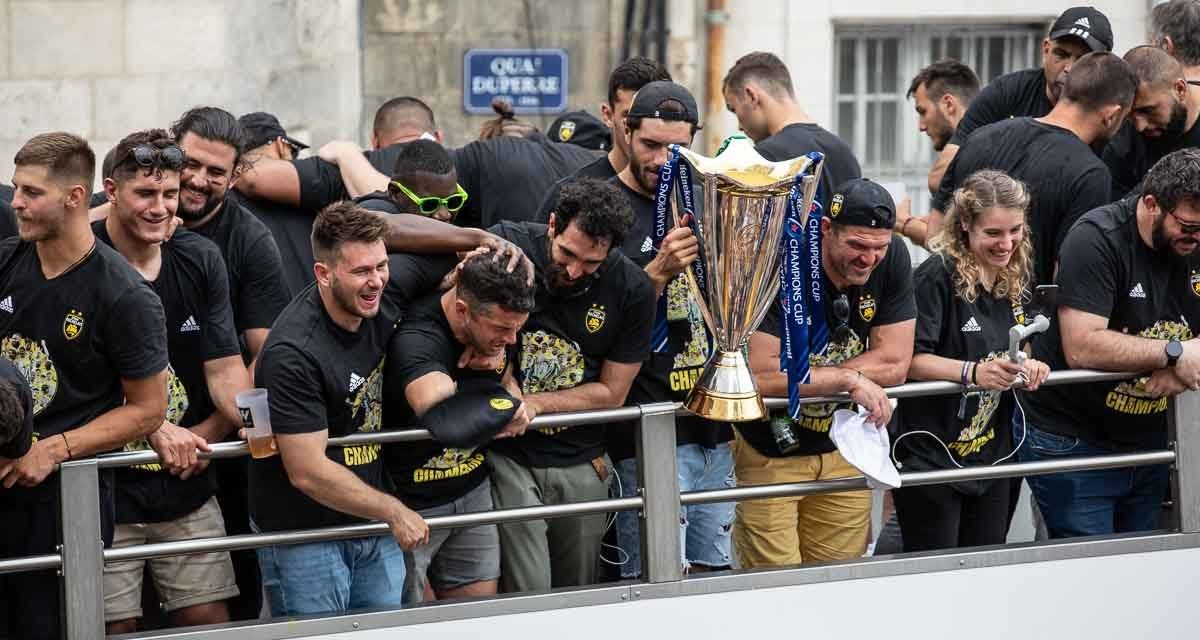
[1166,340,1183,367]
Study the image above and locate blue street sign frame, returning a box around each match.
[463,48,569,115]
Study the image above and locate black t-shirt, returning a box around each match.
[948,68,1052,147]
[1022,198,1200,451]
[933,118,1111,287]
[189,198,291,336]
[229,191,315,299]
[736,234,916,457]
[0,237,168,501]
[755,123,862,211]
[354,191,401,215]
[896,255,1025,477]
[533,155,620,224]
[1102,118,1200,200]
[606,177,732,460]
[0,357,34,460]
[0,199,16,241]
[489,221,655,467]
[94,223,241,523]
[293,134,597,230]
[382,292,495,510]
[248,254,453,532]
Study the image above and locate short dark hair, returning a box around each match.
[1144,148,1200,215]
[0,381,25,447]
[626,99,697,135]
[373,96,436,136]
[722,51,794,99]
[1152,0,1200,66]
[14,132,95,189]
[310,201,389,264]
[170,106,247,170]
[1124,45,1185,89]
[907,59,981,104]
[456,253,535,314]
[608,57,672,106]
[552,178,634,249]
[1061,52,1138,112]
[391,139,454,181]
[111,129,180,183]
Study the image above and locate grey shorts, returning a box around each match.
[402,479,500,603]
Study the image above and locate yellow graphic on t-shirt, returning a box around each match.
[1,334,57,415]
[1190,270,1200,297]
[665,277,710,393]
[949,351,1003,458]
[414,447,485,483]
[520,330,584,435]
[586,304,606,333]
[343,358,386,466]
[62,308,84,341]
[125,364,190,472]
[1105,319,1193,416]
[789,330,866,433]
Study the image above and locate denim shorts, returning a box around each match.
[614,442,735,578]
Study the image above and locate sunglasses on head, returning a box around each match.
[832,294,853,343]
[122,144,185,172]
[390,180,468,216]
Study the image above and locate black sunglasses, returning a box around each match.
[122,144,185,172]
[832,294,852,343]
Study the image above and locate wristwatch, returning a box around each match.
[1165,340,1184,367]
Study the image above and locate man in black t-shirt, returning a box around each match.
[534,57,673,223]
[935,7,1113,190]
[250,202,449,616]
[95,130,250,634]
[723,51,861,212]
[350,140,465,221]
[0,358,33,461]
[1020,149,1200,538]
[487,178,653,591]
[383,254,535,602]
[737,179,915,568]
[1103,46,1200,199]
[603,81,737,577]
[932,52,1137,286]
[0,133,168,640]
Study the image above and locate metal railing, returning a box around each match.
[6,370,1198,639]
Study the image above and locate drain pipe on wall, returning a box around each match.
[704,0,728,155]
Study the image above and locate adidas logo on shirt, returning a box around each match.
[961,316,982,333]
[180,315,200,332]
[0,296,12,313]
[1129,283,1147,299]
[1074,16,1090,29]
[641,236,653,253]
[349,372,366,393]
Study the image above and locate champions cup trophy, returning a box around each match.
[655,136,824,422]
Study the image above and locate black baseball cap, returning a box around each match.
[238,112,310,152]
[1048,7,1114,53]
[828,178,896,229]
[626,81,701,125]
[547,110,611,151]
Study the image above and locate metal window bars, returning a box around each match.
[5,369,1197,639]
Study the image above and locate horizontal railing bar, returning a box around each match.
[103,496,644,564]
[0,553,61,575]
[94,369,1135,470]
[680,450,1175,506]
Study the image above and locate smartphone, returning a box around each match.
[1034,284,1059,310]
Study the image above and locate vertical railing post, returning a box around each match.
[1168,390,1200,533]
[636,402,683,583]
[59,459,105,640]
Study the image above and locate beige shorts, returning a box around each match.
[103,496,239,622]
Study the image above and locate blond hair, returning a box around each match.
[930,169,1033,305]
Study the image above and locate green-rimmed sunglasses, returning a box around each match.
[390,180,469,216]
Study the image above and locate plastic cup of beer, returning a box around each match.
[236,389,278,459]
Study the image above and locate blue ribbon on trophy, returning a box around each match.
[649,145,707,354]
[778,151,827,420]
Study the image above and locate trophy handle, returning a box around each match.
[670,194,719,340]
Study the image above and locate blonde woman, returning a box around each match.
[893,169,1050,551]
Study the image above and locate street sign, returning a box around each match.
[463,48,568,115]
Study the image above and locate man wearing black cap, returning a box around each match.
[930,7,1114,190]
[1103,46,1200,199]
[931,52,1137,287]
[722,51,861,211]
[737,178,915,568]
[603,80,736,578]
[382,253,534,603]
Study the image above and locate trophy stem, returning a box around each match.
[684,349,766,423]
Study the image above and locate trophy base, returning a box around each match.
[684,350,766,423]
